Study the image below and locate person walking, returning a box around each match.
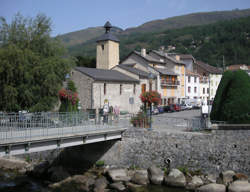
[103,103,109,124]
[113,105,120,123]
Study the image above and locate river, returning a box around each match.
[0,169,188,192]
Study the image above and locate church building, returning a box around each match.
[71,22,156,113]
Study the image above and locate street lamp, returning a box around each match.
[148,72,154,131]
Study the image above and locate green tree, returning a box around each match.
[211,70,250,123]
[0,13,73,112]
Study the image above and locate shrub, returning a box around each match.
[211,70,250,123]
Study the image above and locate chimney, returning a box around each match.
[159,46,165,52]
[175,55,180,61]
[141,48,146,57]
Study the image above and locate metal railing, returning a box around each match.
[161,80,180,86]
[0,112,129,144]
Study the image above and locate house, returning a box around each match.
[71,22,156,113]
[226,64,250,76]
[119,48,186,105]
[195,61,223,100]
[185,70,200,100]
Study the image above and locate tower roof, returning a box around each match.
[96,21,120,43]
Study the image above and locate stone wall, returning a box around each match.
[71,69,94,109]
[98,128,250,176]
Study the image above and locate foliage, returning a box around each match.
[66,15,250,67]
[130,111,149,128]
[0,13,73,112]
[140,91,161,105]
[75,55,96,68]
[211,70,250,123]
[95,160,105,167]
[58,87,79,112]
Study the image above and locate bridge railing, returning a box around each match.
[0,112,129,144]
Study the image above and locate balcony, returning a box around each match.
[161,80,180,86]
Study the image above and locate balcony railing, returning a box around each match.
[161,80,180,86]
[200,79,208,84]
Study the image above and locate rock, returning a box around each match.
[94,176,108,192]
[131,170,149,185]
[233,173,249,182]
[196,183,226,192]
[48,166,70,182]
[109,182,126,191]
[49,175,95,192]
[147,165,164,185]
[164,169,186,187]
[0,157,29,173]
[205,174,217,184]
[228,181,250,192]
[30,161,50,178]
[107,168,130,182]
[218,170,235,185]
[186,175,203,190]
[126,182,143,192]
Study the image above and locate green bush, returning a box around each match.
[211,70,250,123]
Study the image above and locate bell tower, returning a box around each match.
[96,21,120,70]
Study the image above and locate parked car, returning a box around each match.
[181,103,192,110]
[151,106,159,115]
[157,106,164,113]
[172,104,181,112]
[163,105,175,112]
[180,104,187,111]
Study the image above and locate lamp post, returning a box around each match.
[65,73,70,112]
[148,72,154,131]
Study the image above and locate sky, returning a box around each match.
[1,0,250,36]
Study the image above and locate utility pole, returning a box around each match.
[223,55,226,72]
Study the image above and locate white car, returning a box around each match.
[184,104,193,110]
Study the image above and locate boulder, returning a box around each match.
[109,182,126,191]
[197,183,226,192]
[233,173,249,182]
[186,175,203,190]
[49,175,95,192]
[30,161,49,178]
[48,166,70,182]
[107,168,130,182]
[164,169,186,187]
[0,157,29,173]
[93,176,108,192]
[228,181,250,192]
[126,182,143,192]
[147,165,164,185]
[218,170,235,185]
[131,170,149,185]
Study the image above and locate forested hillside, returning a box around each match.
[69,16,250,67]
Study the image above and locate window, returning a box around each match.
[101,44,104,50]
[194,87,197,93]
[194,77,197,83]
[188,76,191,83]
[203,88,205,94]
[120,84,122,95]
[164,99,167,105]
[141,84,146,93]
[207,88,209,94]
[188,86,191,93]
[133,84,136,94]
[104,83,106,95]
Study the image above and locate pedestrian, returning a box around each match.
[113,105,120,122]
[103,103,109,124]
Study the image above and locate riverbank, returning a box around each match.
[0,156,250,192]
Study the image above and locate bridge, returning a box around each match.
[0,112,128,156]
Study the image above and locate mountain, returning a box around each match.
[57,8,250,50]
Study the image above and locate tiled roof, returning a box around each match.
[150,50,186,65]
[96,33,120,42]
[118,64,152,79]
[196,61,223,74]
[179,54,195,60]
[133,51,165,64]
[226,64,249,71]
[186,70,200,76]
[155,68,178,76]
[75,67,139,83]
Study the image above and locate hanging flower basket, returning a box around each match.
[140,91,161,105]
[58,88,79,106]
